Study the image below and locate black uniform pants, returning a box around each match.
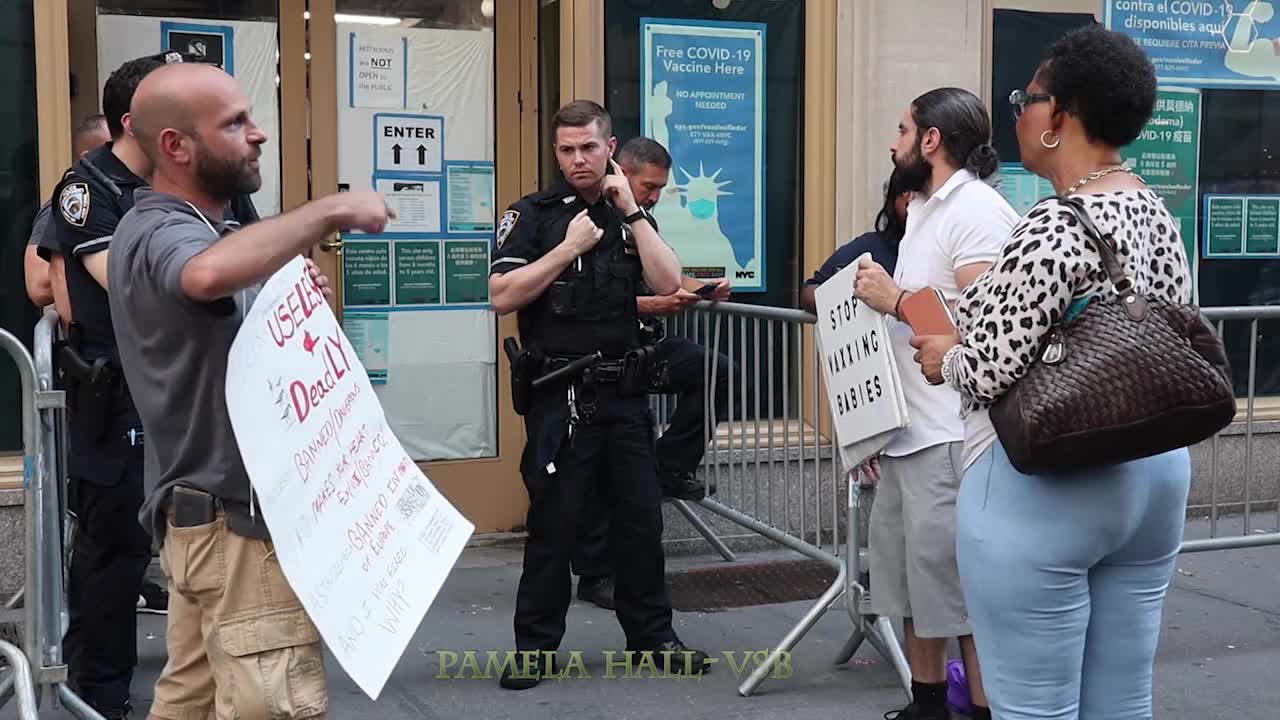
[572,338,732,579]
[515,382,676,651]
[63,443,152,711]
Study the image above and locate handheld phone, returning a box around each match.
[694,282,719,298]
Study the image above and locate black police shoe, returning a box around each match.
[577,575,615,610]
[499,652,559,691]
[137,581,169,615]
[660,470,715,501]
[628,640,711,675]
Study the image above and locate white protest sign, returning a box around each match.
[225,256,474,700]
[375,114,444,174]
[351,33,406,109]
[813,255,909,468]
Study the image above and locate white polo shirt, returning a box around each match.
[883,169,1018,458]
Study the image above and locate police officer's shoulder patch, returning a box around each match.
[496,209,520,248]
[59,182,91,227]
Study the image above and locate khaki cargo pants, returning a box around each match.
[150,513,328,719]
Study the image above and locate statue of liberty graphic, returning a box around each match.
[645,80,758,279]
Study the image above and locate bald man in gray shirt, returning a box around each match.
[109,62,391,720]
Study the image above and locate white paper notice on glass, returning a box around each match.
[374,177,442,234]
[224,256,473,700]
[813,254,910,469]
[351,33,405,109]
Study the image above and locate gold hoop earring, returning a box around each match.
[1040,131,1061,149]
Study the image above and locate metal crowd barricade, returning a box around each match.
[653,300,910,698]
[0,310,106,720]
[1181,305,1280,554]
[650,301,1280,699]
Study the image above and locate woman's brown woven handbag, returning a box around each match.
[989,196,1236,475]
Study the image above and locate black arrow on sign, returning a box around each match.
[392,143,403,164]
[417,144,427,166]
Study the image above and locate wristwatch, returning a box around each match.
[623,209,646,225]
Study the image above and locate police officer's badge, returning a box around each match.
[59,183,90,227]
[496,209,519,248]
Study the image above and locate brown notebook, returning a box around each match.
[899,286,957,335]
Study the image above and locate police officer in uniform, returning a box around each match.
[35,51,258,719]
[491,101,710,689]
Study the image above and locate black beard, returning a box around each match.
[195,147,262,201]
[894,141,932,194]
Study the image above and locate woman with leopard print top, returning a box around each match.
[909,25,1194,720]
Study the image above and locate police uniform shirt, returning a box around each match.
[491,175,644,358]
[40,143,147,357]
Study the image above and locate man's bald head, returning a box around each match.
[129,63,224,158]
[130,62,267,203]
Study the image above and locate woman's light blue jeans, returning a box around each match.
[956,442,1190,720]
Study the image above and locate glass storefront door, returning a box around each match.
[329,0,499,462]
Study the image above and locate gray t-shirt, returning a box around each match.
[28,201,51,246]
[108,188,266,544]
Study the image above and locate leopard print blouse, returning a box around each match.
[946,189,1193,412]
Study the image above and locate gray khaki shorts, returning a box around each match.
[868,441,971,638]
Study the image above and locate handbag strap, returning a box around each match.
[1053,196,1134,297]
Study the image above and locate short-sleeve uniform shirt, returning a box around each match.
[490,175,644,358]
[40,143,147,356]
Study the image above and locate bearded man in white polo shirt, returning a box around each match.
[853,87,1018,720]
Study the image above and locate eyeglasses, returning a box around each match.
[1009,89,1051,120]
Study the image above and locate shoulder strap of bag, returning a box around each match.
[1054,196,1134,297]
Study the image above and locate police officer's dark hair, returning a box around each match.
[101,51,191,140]
[551,100,612,140]
[875,167,912,251]
[1034,24,1155,148]
[617,137,671,172]
[910,87,999,180]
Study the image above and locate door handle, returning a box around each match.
[319,232,343,254]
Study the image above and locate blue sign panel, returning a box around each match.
[640,18,767,292]
[1105,1,1280,88]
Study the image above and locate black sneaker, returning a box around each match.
[499,652,559,691]
[659,471,715,501]
[883,702,948,720]
[137,581,168,615]
[628,640,711,675]
[577,575,615,610]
